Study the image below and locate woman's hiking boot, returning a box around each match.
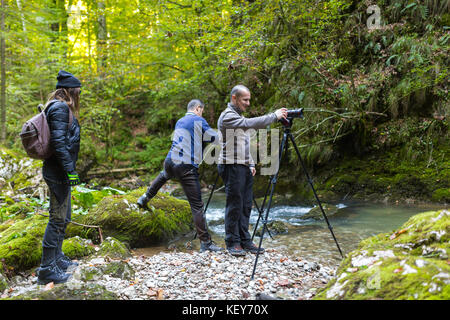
[37,261,71,285]
[56,254,79,273]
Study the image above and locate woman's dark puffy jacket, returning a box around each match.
[42,100,80,184]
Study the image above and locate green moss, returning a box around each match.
[95,237,131,259]
[0,215,48,272]
[62,236,95,259]
[315,209,450,300]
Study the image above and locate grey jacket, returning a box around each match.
[217,103,277,167]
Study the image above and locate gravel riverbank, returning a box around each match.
[1,249,336,300]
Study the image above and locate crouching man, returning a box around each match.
[137,99,223,253]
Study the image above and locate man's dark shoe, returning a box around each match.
[137,194,150,209]
[200,240,224,253]
[37,261,71,285]
[56,255,79,273]
[242,243,265,254]
[227,245,246,257]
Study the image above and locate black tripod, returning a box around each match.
[250,118,344,280]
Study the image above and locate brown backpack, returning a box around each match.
[20,100,73,160]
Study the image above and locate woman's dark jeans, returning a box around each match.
[217,164,253,248]
[145,158,210,242]
[41,182,71,266]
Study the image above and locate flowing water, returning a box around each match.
[202,192,439,268]
[134,191,440,269]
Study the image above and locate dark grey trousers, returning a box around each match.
[218,164,253,248]
[41,183,71,266]
[145,158,211,242]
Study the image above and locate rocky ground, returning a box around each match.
[1,248,335,300]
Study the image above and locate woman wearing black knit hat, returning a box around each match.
[37,70,82,284]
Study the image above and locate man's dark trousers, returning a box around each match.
[146,158,210,242]
[218,164,253,248]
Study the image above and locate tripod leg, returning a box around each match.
[204,173,219,215]
[192,172,219,241]
[252,196,273,240]
[251,174,274,241]
[251,131,288,280]
[287,133,344,258]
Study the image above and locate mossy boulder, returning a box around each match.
[94,237,132,259]
[315,209,450,300]
[80,188,194,247]
[8,282,118,300]
[62,236,96,259]
[0,215,48,273]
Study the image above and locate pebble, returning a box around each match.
[1,249,335,300]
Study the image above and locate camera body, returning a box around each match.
[279,108,304,126]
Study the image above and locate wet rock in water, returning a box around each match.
[254,220,290,236]
[315,209,450,300]
[301,204,339,220]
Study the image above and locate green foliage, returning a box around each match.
[0,0,448,187]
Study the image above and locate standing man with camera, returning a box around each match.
[137,99,224,253]
[217,85,287,256]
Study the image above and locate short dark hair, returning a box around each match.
[230,85,250,101]
[187,99,204,112]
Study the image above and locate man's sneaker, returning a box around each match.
[137,194,150,210]
[200,240,224,253]
[56,255,79,273]
[37,261,71,285]
[242,243,265,254]
[227,245,246,257]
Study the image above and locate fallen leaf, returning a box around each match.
[43,282,54,291]
[390,228,408,240]
[157,289,164,300]
[280,257,288,263]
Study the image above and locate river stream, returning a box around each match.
[133,191,439,269]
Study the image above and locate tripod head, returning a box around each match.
[279,108,304,128]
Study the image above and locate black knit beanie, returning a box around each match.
[56,70,81,89]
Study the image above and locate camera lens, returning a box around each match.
[286,108,304,119]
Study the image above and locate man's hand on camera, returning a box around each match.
[250,167,256,176]
[275,108,288,120]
